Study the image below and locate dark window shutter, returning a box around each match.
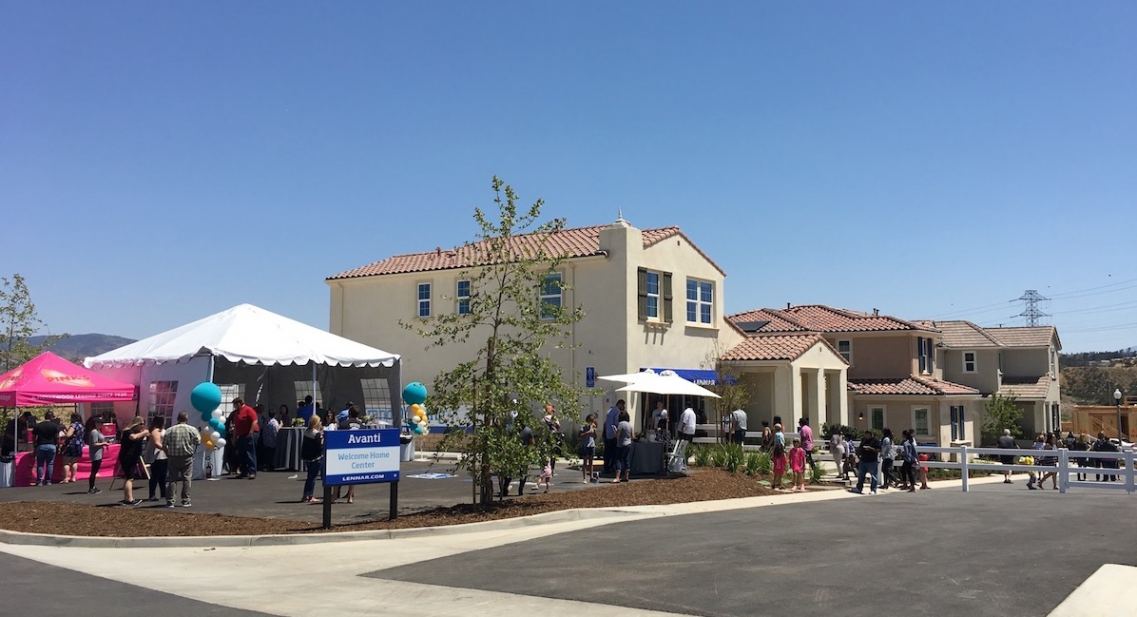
[637,267,648,322]
[662,272,673,323]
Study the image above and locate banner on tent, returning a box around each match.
[323,428,400,486]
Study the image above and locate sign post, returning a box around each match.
[320,428,401,530]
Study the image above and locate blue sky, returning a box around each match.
[2,3,1134,352]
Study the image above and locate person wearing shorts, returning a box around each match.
[117,417,150,506]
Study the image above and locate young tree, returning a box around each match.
[404,178,583,506]
[0,274,46,372]
[982,394,1023,445]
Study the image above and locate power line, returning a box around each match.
[1011,289,1050,326]
[1045,276,1137,299]
[1050,299,1137,316]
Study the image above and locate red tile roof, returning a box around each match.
[998,375,1052,399]
[849,376,979,396]
[728,305,938,334]
[721,334,840,362]
[327,224,722,280]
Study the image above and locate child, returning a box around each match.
[790,438,807,492]
[771,442,787,490]
[538,462,553,493]
[917,452,931,490]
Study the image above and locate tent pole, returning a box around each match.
[209,355,215,383]
[311,362,317,420]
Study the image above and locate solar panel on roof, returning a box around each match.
[736,320,769,333]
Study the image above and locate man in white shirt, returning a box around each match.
[678,407,697,443]
[651,401,668,433]
[731,409,747,445]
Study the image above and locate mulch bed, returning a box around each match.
[0,470,813,538]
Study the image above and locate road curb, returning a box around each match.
[0,504,654,549]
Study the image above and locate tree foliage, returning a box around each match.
[0,274,46,372]
[982,394,1023,444]
[403,178,583,506]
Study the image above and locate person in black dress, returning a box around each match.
[118,416,150,505]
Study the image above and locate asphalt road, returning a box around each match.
[369,483,1137,617]
[0,553,275,617]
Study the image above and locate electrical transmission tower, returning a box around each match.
[1011,289,1050,326]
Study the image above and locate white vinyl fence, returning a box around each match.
[916,446,1136,494]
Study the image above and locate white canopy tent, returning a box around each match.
[85,304,401,427]
[601,369,720,398]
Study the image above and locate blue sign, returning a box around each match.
[586,366,596,388]
[323,428,401,486]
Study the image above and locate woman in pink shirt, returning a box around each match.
[790,438,807,492]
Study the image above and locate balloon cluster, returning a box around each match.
[190,381,228,450]
[402,382,429,436]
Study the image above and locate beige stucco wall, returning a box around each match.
[848,396,977,445]
[1001,348,1051,379]
[942,348,1001,393]
[329,221,733,428]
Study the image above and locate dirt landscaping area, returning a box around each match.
[0,470,817,537]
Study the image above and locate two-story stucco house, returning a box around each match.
[933,320,1062,440]
[728,305,982,445]
[326,216,745,428]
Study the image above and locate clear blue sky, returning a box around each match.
[3,3,1134,352]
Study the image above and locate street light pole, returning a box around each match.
[1114,388,1124,443]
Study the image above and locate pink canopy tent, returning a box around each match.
[0,351,137,406]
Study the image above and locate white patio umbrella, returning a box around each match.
[597,369,657,385]
[613,369,721,399]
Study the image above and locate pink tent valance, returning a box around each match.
[0,351,137,407]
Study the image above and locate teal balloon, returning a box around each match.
[209,417,226,435]
[190,382,223,414]
[402,382,428,405]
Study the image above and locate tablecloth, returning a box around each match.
[274,427,305,471]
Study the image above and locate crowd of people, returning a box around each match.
[998,429,1126,489]
[829,428,932,495]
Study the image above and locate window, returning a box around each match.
[963,351,977,373]
[215,384,244,417]
[645,271,660,319]
[837,340,853,365]
[1050,403,1061,432]
[539,272,562,320]
[456,280,471,315]
[913,407,930,436]
[360,378,393,426]
[918,337,932,373]
[294,381,322,408]
[417,283,432,317]
[870,407,885,431]
[950,405,965,441]
[686,278,713,325]
[147,381,178,424]
[1049,350,1057,380]
[90,402,114,419]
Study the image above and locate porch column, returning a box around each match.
[811,368,827,427]
[777,364,800,430]
[833,369,848,427]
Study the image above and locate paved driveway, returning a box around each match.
[369,483,1137,617]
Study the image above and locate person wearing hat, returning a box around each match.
[117,416,150,506]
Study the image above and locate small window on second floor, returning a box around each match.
[963,351,977,373]
[456,280,471,315]
[686,278,713,325]
[539,272,562,320]
[837,340,853,364]
[645,271,660,319]
[918,337,932,374]
[416,282,432,317]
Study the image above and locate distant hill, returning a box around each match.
[29,333,135,361]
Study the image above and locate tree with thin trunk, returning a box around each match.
[403,178,583,507]
[0,274,47,372]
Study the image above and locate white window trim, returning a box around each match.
[686,278,714,325]
[456,279,471,316]
[539,271,563,321]
[962,351,977,373]
[416,281,432,318]
[838,340,853,365]
[645,271,661,320]
[869,406,885,431]
[912,406,931,436]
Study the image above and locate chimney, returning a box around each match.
[872,308,879,317]
[435,247,442,256]
[786,302,791,309]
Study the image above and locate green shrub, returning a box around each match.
[720,443,744,474]
[756,450,772,474]
[809,462,824,484]
[692,444,712,467]
[710,445,726,469]
[745,452,762,476]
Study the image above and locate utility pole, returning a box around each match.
[1011,289,1050,326]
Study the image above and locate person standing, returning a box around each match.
[613,409,634,483]
[163,412,200,508]
[831,432,847,481]
[231,398,259,479]
[579,414,597,483]
[84,416,107,494]
[1071,433,1090,481]
[770,442,788,490]
[32,411,61,486]
[853,430,880,495]
[1092,431,1119,482]
[117,417,149,505]
[1027,433,1045,489]
[997,429,1017,484]
[773,423,786,449]
[542,403,563,475]
[261,410,280,472]
[297,396,315,424]
[677,406,697,443]
[603,400,624,475]
[900,430,918,492]
[761,422,773,452]
[300,416,325,503]
[879,428,895,490]
[731,409,748,446]
[145,417,168,502]
[59,412,85,484]
[1036,433,1059,490]
[790,438,807,491]
[798,417,816,472]
[650,401,667,436]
